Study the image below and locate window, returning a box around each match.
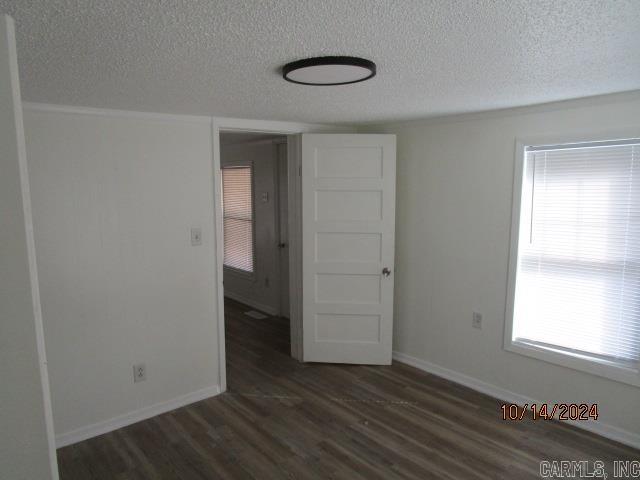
[222,165,254,273]
[506,138,640,385]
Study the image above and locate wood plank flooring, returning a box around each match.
[57,298,639,479]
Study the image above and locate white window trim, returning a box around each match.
[504,132,640,388]
[221,161,257,280]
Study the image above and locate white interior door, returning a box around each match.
[302,134,396,364]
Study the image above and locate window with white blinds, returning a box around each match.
[509,139,640,383]
[222,166,254,273]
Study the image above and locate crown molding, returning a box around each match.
[22,102,212,124]
[360,90,640,129]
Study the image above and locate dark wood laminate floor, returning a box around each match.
[57,298,639,479]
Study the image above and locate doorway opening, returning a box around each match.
[220,131,293,392]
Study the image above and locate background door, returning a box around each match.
[302,134,396,364]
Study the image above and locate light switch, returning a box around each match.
[261,192,269,203]
[191,227,202,246]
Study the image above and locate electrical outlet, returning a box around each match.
[472,311,482,329]
[133,363,146,383]
[191,227,202,246]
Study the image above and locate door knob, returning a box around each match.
[382,267,391,277]
[278,242,288,249]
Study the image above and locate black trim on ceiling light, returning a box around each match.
[282,56,376,86]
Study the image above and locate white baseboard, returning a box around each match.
[55,385,221,448]
[224,292,278,316]
[392,351,640,450]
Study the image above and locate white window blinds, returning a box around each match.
[222,166,254,272]
[512,140,640,367]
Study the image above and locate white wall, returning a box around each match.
[0,15,57,479]
[364,92,640,444]
[221,140,282,315]
[20,89,639,452]
[23,107,220,444]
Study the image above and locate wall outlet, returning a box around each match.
[133,363,146,383]
[191,227,202,246]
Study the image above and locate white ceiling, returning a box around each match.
[2,0,639,124]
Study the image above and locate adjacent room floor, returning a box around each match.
[56,299,639,479]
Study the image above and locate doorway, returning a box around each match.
[220,131,293,391]
[213,121,398,393]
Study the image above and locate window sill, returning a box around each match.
[505,339,640,388]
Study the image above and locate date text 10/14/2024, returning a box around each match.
[501,403,598,422]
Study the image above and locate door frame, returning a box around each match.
[274,139,290,319]
[212,117,348,392]
[2,14,59,478]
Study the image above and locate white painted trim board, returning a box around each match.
[3,16,60,478]
[23,102,212,124]
[359,90,640,128]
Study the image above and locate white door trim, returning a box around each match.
[287,134,304,361]
[211,117,349,392]
[2,15,59,478]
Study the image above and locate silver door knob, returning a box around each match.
[382,267,391,277]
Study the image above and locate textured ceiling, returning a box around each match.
[1,0,639,124]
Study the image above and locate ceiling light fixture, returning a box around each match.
[282,56,376,86]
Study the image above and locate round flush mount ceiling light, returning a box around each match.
[282,56,376,86]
